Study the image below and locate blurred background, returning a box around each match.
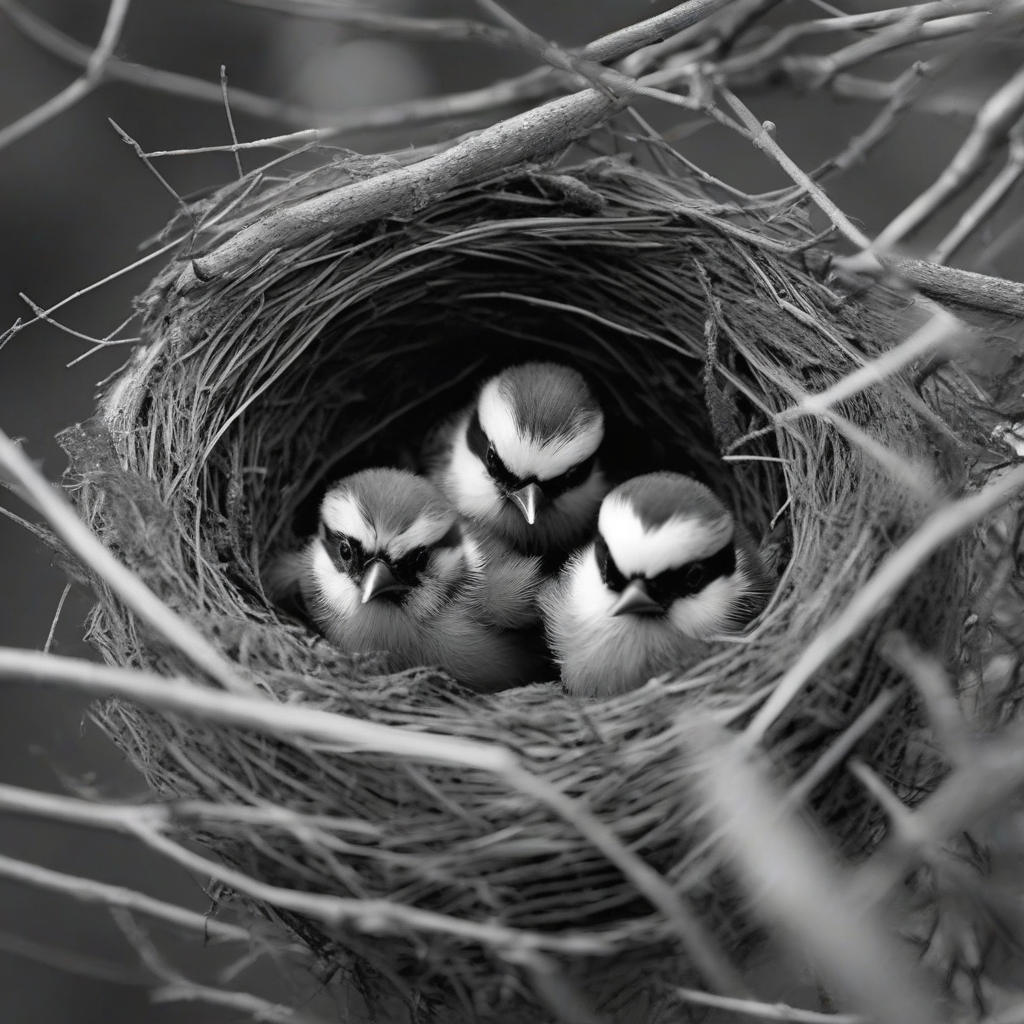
[0,1,1021,1020]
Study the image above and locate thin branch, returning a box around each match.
[674,987,865,1023]
[780,307,967,420]
[882,254,1024,319]
[817,61,931,179]
[220,66,243,180]
[223,0,519,48]
[785,687,903,808]
[0,0,132,152]
[0,928,148,986]
[0,851,251,943]
[184,0,736,284]
[0,648,513,773]
[930,115,1024,265]
[881,631,972,764]
[876,63,1024,251]
[716,85,871,249]
[0,429,259,696]
[0,780,614,956]
[698,733,939,1024]
[42,582,71,654]
[112,911,323,1024]
[743,461,1024,748]
[0,647,743,991]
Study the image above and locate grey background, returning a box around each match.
[0,2,1021,1021]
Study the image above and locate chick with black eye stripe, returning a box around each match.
[429,362,609,567]
[291,468,546,692]
[540,472,773,698]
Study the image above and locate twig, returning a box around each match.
[930,116,1024,265]
[882,254,1024,319]
[183,0,735,284]
[0,780,613,956]
[875,63,1024,251]
[112,911,322,1024]
[0,850,251,943]
[819,61,931,179]
[220,66,243,180]
[0,647,743,991]
[697,733,940,1024]
[674,987,865,1023]
[223,0,519,48]
[0,928,148,986]
[42,582,71,654]
[0,0,132,152]
[780,307,966,420]
[0,429,258,696]
[882,631,972,764]
[0,648,513,772]
[0,0,555,137]
[715,85,871,249]
[743,462,1024,747]
[785,688,903,808]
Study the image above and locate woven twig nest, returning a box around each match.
[63,152,981,1020]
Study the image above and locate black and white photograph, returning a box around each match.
[1,1,1024,1022]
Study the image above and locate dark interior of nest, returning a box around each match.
[74,160,970,1012]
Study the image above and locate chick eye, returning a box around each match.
[685,565,706,590]
[412,547,429,574]
[485,445,500,473]
[336,538,353,562]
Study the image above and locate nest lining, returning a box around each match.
[64,154,977,1018]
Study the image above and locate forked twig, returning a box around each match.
[0,0,132,152]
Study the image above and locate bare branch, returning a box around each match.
[112,911,323,1024]
[876,63,1024,251]
[223,0,519,48]
[674,987,865,1023]
[0,646,744,991]
[881,631,972,763]
[698,734,940,1024]
[0,851,252,943]
[0,430,259,696]
[42,582,71,654]
[0,0,132,152]
[930,115,1024,264]
[183,0,737,285]
[715,85,872,249]
[0,779,616,956]
[743,462,1024,748]
[882,254,1024,318]
[0,648,514,772]
[786,688,903,808]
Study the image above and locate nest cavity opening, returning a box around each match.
[68,157,971,1017]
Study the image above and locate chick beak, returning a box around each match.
[510,482,547,525]
[360,560,408,604]
[610,579,663,617]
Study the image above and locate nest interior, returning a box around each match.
[62,154,980,1019]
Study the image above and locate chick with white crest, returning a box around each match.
[541,472,772,698]
[429,362,608,565]
[296,468,546,692]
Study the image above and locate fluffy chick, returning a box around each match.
[429,362,609,565]
[541,472,772,697]
[296,468,546,692]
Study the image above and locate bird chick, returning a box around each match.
[429,362,608,565]
[299,468,545,692]
[541,473,772,698]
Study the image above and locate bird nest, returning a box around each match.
[59,151,1000,1021]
